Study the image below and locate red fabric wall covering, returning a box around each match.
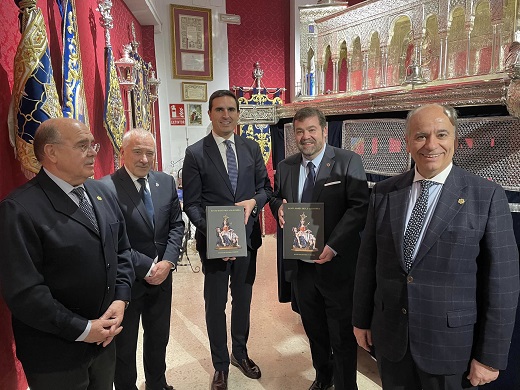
[226,0,290,235]
[226,0,290,90]
[0,1,157,388]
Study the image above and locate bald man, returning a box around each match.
[0,118,134,390]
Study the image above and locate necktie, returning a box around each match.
[403,180,434,271]
[71,187,99,232]
[137,178,155,226]
[224,140,238,194]
[301,161,316,202]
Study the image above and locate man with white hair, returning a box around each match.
[102,129,184,390]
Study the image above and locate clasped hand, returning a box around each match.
[84,300,126,347]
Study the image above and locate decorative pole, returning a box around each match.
[147,66,160,169]
[97,0,129,169]
[97,0,113,46]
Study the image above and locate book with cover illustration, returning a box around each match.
[283,203,324,262]
[206,206,247,259]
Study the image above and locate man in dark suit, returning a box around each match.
[182,90,272,390]
[270,107,369,390]
[0,118,134,390]
[101,129,184,390]
[353,104,520,389]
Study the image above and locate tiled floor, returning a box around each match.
[135,234,382,390]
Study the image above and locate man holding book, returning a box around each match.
[270,107,369,390]
[182,90,272,390]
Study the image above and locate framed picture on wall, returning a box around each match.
[188,104,203,126]
[182,82,207,102]
[171,5,213,80]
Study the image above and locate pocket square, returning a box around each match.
[324,181,341,187]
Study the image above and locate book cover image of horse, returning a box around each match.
[283,203,324,262]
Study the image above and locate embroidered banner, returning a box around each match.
[9,0,62,177]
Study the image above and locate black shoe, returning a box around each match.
[211,370,228,390]
[145,383,174,390]
[309,379,334,390]
[230,354,262,379]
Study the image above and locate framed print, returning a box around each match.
[182,82,207,102]
[171,5,213,80]
[188,104,203,126]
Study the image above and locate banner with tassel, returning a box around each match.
[8,0,62,178]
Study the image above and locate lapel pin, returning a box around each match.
[326,163,330,167]
[156,183,159,187]
[458,198,465,205]
[97,196,102,201]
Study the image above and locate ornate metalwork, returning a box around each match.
[342,119,411,176]
[148,69,160,103]
[284,123,300,158]
[291,0,519,116]
[96,0,113,46]
[279,77,508,119]
[454,116,520,191]
[238,105,277,125]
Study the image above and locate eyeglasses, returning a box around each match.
[54,142,100,154]
[79,143,100,154]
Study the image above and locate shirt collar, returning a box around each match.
[43,167,82,194]
[124,165,147,183]
[413,162,453,184]
[212,131,234,146]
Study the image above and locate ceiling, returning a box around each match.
[122,0,162,30]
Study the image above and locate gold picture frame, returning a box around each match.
[182,82,207,102]
[171,5,213,80]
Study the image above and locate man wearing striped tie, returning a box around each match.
[182,90,272,390]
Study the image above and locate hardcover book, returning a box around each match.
[206,206,247,259]
[283,203,324,262]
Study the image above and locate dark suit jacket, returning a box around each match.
[182,133,272,254]
[0,169,133,373]
[270,145,369,283]
[101,168,184,295]
[352,165,520,375]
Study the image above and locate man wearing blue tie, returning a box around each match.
[353,104,520,389]
[182,90,272,390]
[270,107,369,390]
[101,129,184,390]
